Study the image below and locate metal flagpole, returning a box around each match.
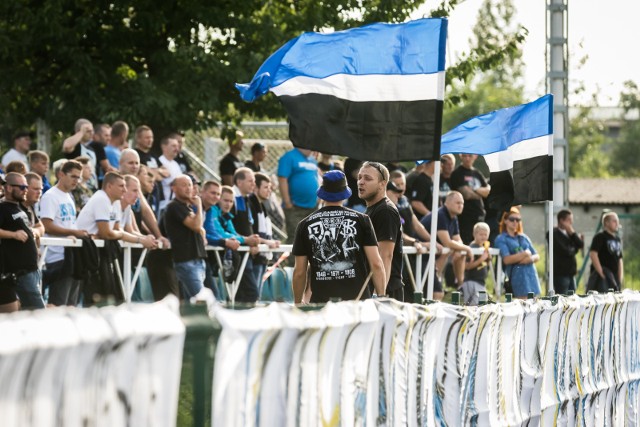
[426,160,441,300]
[548,201,554,295]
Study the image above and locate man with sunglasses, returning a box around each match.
[0,172,44,309]
[358,161,404,300]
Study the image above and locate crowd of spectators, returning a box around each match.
[0,121,624,311]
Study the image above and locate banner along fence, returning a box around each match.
[0,297,185,427]
[208,292,640,426]
[3,292,640,426]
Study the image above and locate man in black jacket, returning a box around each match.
[553,209,583,294]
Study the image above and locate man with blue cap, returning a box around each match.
[292,170,386,303]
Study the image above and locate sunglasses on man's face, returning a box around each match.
[507,217,522,223]
[8,183,28,191]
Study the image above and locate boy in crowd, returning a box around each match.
[460,222,491,305]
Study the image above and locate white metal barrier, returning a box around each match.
[39,239,503,304]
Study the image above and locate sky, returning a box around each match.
[420,0,638,106]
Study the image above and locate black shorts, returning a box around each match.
[422,274,443,295]
[0,284,17,305]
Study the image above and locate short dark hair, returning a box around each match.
[160,135,177,146]
[202,180,221,191]
[61,159,83,174]
[102,171,124,188]
[111,121,129,138]
[251,142,265,154]
[5,161,27,174]
[220,185,234,196]
[24,172,42,186]
[13,130,34,141]
[254,172,270,189]
[557,209,572,222]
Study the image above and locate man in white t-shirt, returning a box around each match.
[40,160,89,306]
[1,130,32,170]
[158,135,182,212]
[76,172,153,245]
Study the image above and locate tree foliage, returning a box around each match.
[0,0,527,145]
[568,99,611,178]
[443,0,526,133]
[610,81,640,175]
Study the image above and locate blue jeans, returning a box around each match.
[204,259,221,301]
[554,275,576,295]
[235,256,259,303]
[16,270,45,309]
[252,262,267,300]
[174,259,205,299]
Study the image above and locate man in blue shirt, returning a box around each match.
[277,147,319,243]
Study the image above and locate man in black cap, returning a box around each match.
[292,170,386,304]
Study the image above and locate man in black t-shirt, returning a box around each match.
[358,162,404,301]
[0,172,44,310]
[588,211,623,291]
[220,130,246,186]
[162,174,207,299]
[407,161,435,219]
[293,170,385,303]
[553,209,584,294]
[245,142,266,172]
[134,125,170,183]
[449,154,491,244]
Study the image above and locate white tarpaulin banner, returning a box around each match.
[0,297,185,427]
[210,291,640,426]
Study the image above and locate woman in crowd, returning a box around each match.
[494,207,540,298]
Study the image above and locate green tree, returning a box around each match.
[443,0,526,134]
[610,81,640,176]
[568,99,611,178]
[435,0,529,182]
[0,0,526,148]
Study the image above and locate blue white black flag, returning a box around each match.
[440,94,553,208]
[236,19,448,162]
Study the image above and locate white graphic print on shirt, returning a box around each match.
[307,210,360,281]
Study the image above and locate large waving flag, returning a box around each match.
[441,94,553,209]
[236,19,447,162]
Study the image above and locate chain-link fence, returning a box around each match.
[181,122,296,236]
[182,122,293,182]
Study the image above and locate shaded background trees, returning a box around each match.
[0,0,526,149]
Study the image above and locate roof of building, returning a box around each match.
[569,178,640,205]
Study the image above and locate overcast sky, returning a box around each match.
[421,0,637,106]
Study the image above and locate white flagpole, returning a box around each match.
[548,200,554,295]
[426,160,441,300]
[548,123,555,296]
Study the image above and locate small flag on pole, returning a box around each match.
[440,94,554,210]
[236,19,448,162]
